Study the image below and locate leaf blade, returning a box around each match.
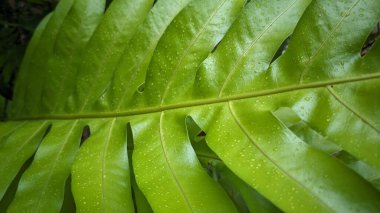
[132,111,238,213]
[72,119,134,213]
[7,120,82,212]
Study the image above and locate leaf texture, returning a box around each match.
[1,0,380,212]
[8,121,82,212]
[0,121,48,200]
[72,119,133,212]
[132,111,238,212]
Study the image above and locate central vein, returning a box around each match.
[10,72,380,121]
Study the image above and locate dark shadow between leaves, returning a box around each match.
[185,116,281,213]
[270,35,291,64]
[80,125,91,146]
[60,175,76,213]
[0,156,34,212]
[360,22,379,57]
[273,107,380,191]
[137,82,145,93]
[126,122,153,213]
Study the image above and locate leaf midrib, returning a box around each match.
[159,112,194,212]
[9,72,380,121]
[34,120,78,212]
[101,118,116,213]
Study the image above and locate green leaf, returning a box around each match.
[131,111,238,212]
[72,119,133,213]
[11,0,106,116]
[0,121,48,200]
[127,128,153,213]
[5,12,51,116]
[207,160,282,213]
[11,0,75,116]
[190,136,281,213]
[1,0,380,212]
[0,157,34,211]
[272,0,380,84]
[191,99,380,211]
[8,120,82,212]
[194,0,312,97]
[72,0,154,112]
[142,0,246,106]
[129,164,153,213]
[101,0,193,111]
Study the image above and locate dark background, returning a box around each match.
[0,0,58,100]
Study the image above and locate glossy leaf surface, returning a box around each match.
[0,0,379,212]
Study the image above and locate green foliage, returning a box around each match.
[1,0,380,212]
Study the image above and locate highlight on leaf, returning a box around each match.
[0,0,379,212]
